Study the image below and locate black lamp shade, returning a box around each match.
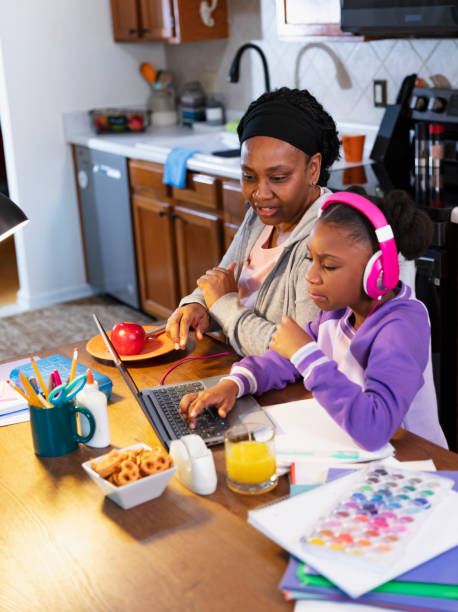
[0,192,29,242]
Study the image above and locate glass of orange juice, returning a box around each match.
[224,422,278,495]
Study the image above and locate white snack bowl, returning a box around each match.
[82,443,176,509]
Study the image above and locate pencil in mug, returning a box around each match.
[17,371,42,408]
[31,356,48,399]
[37,393,52,409]
[68,347,78,383]
[46,373,54,396]
[6,379,30,403]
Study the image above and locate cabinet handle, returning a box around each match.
[139,28,148,34]
[171,213,179,220]
[128,28,137,34]
[158,210,168,217]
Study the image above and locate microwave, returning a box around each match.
[340,1,458,37]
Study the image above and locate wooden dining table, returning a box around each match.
[2,333,458,612]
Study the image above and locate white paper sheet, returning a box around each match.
[265,398,394,465]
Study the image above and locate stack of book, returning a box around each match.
[0,357,32,426]
[0,379,29,425]
[281,536,458,610]
[248,466,458,611]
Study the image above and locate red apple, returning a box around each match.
[111,322,146,355]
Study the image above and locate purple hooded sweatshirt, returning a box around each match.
[223,283,447,451]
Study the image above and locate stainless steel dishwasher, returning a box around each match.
[75,146,139,308]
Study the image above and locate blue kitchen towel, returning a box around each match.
[163,147,200,188]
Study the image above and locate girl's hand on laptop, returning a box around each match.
[197,263,237,309]
[166,303,210,351]
[179,380,239,429]
[269,315,313,360]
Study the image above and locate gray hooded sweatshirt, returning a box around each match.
[179,188,332,356]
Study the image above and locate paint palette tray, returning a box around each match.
[301,464,454,569]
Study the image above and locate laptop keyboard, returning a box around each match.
[146,382,228,441]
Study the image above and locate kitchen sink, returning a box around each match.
[135,130,240,159]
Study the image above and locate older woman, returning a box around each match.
[166,87,340,355]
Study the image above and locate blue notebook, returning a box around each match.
[9,354,113,399]
[281,470,458,611]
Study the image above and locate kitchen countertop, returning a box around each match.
[64,113,378,181]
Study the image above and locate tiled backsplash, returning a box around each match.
[164,0,458,126]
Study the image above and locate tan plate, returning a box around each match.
[86,325,175,362]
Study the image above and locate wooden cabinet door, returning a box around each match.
[222,180,247,227]
[171,0,228,43]
[173,205,223,299]
[132,194,179,318]
[139,0,174,40]
[110,0,140,41]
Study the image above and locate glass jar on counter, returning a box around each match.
[148,87,177,127]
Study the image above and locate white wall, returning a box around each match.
[0,0,166,311]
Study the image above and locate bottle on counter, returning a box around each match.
[429,124,445,170]
[415,122,428,170]
[428,124,445,208]
[76,369,110,448]
[414,122,429,207]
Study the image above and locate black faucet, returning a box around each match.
[227,43,271,93]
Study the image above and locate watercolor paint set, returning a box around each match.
[301,463,454,569]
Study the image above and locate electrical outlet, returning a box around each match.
[373,80,387,107]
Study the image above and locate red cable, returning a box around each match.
[158,352,234,386]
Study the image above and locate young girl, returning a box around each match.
[179,188,447,451]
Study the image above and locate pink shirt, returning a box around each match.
[238,189,326,310]
[238,225,291,310]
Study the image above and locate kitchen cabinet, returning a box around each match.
[276,0,363,41]
[132,194,178,318]
[129,159,224,318]
[174,205,222,298]
[110,0,229,43]
[222,179,247,250]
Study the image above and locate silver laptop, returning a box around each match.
[92,314,273,449]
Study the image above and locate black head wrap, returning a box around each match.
[237,99,321,156]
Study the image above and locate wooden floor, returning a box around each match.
[0,236,19,306]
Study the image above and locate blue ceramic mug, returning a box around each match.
[29,399,96,458]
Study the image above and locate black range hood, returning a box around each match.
[341,1,458,37]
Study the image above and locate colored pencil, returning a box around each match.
[37,394,52,409]
[47,374,54,395]
[69,348,78,383]
[6,379,30,403]
[18,371,42,407]
[31,357,48,398]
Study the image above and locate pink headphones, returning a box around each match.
[320,191,399,299]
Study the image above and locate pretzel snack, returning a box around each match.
[91,446,173,487]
